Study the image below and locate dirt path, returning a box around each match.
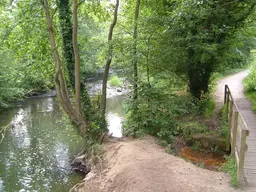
[71,71,256,192]
[214,70,256,187]
[73,137,253,192]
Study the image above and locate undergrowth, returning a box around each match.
[219,104,228,138]
[123,84,215,145]
[244,66,256,113]
[220,156,238,188]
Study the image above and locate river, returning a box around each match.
[0,94,125,192]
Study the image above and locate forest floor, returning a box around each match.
[72,70,256,192]
[72,136,253,192]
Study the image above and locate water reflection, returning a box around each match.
[0,98,84,192]
[0,94,126,191]
[107,112,123,138]
[106,95,125,138]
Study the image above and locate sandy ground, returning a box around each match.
[72,136,254,192]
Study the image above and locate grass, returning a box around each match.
[109,75,123,87]
[244,69,256,113]
[245,92,256,112]
[220,156,238,188]
[219,104,228,138]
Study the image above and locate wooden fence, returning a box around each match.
[224,85,250,183]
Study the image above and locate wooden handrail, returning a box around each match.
[224,84,250,184]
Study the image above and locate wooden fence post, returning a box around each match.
[231,111,238,155]
[237,129,249,184]
[226,100,233,152]
[224,85,227,104]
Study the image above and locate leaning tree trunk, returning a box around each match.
[101,0,119,115]
[57,0,75,88]
[57,0,92,120]
[132,0,140,100]
[41,0,88,136]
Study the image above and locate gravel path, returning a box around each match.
[214,70,256,188]
[214,70,250,111]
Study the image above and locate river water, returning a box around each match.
[0,95,125,192]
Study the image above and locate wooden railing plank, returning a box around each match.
[231,111,239,155]
[224,84,250,184]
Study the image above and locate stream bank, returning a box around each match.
[0,85,126,191]
[72,136,245,192]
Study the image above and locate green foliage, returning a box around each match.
[219,104,229,138]
[123,84,206,143]
[161,0,256,99]
[177,122,207,141]
[220,156,238,188]
[199,96,216,118]
[109,75,123,87]
[244,61,256,112]
[0,51,26,109]
[191,141,202,151]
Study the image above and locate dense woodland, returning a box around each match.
[1,0,256,153]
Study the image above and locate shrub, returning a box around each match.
[123,84,203,143]
[198,95,216,118]
[244,66,256,112]
[219,104,228,138]
[109,75,123,87]
[177,122,208,140]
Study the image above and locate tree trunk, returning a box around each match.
[57,0,92,120]
[57,0,75,89]
[145,31,155,88]
[73,0,82,117]
[101,0,119,115]
[42,0,88,136]
[132,0,140,100]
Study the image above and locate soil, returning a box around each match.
[72,136,253,192]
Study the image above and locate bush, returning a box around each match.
[197,94,216,118]
[219,104,228,138]
[109,75,123,87]
[244,66,256,112]
[177,122,207,140]
[123,85,203,143]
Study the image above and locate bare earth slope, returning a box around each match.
[74,137,251,192]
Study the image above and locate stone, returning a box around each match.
[71,155,90,174]
[191,133,226,151]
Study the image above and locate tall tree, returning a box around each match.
[41,0,88,136]
[162,0,256,99]
[101,0,119,115]
[132,0,140,100]
[57,0,75,88]
[57,0,92,120]
[73,0,83,117]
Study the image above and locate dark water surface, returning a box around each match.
[0,95,125,192]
